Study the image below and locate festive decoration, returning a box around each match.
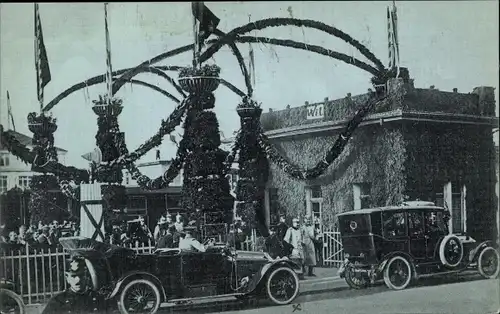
[179,64,234,226]
[234,97,269,236]
[259,83,405,181]
[29,175,70,224]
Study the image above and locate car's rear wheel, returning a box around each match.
[266,267,300,305]
[344,266,369,289]
[478,247,500,279]
[383,256,413,290]
[118,279,161,314]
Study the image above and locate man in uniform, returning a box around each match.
[42,257,110,314]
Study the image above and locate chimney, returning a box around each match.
[430,85,435,90]
[472,86,496,116]
[453,88,458,93]
[346,93,351,98]
[305,101,309,106]
[286,104,290,109]
[269,108,273,113]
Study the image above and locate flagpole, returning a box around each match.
[192,3,200,69]
[104,3,113,103]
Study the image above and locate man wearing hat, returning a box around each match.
[42,257,109,313]
[178,227,214,252]
[284,218,305,279]
[154,216,168,243]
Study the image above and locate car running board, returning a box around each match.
[416,269,477,279]
[168,293,246,303]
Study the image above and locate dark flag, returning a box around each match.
[34,3,51,109]
[191,2,220,44]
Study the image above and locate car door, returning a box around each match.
[408,211,427,260]
[424,211,448,259]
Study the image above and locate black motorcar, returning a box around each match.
[59,236,301,314]
[337,201,499,290]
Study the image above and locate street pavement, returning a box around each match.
[25,269,499,314]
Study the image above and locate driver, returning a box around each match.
[42,257,109,314]
[178,228,214,252]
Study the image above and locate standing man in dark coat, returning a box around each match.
[276,214,289,240]
[42,257,110,314]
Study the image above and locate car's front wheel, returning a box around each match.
[383,256,413,290]
[478,247,500,279]
[118,279,161,314]
[266,267,300,305]
[0,289,25,314]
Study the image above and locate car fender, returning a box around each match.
[470,241,498,263]
[246,259,299,294]
[108,271,167,302]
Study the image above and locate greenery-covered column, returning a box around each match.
[178,64,234,228]
[92,96,127,235]
[27,112,67,224]
[235,98,269,236]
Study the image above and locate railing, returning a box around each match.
[0,236,259,306]
[322,227,344,268]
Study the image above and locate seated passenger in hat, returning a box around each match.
[42,257,110,314]
[178,228,214,252]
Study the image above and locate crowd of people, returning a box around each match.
[265,215,323,279]
[0,220,80,252]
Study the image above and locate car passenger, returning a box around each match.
[178,229,214,252]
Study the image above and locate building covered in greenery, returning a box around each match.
[260,70,498,241]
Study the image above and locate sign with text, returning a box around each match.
[306,103,324,120]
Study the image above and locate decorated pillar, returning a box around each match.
[27,112,65,224]
[235,98,269,236]
[86,95,127,240]
[178,64,234,229]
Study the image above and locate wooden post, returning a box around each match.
[80,183,105,242]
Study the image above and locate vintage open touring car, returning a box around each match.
[337,201,499,290]
[59,236,301,314]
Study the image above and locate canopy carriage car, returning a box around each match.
[337,201,499,290]
[59,236,301,314]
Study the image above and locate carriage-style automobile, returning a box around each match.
[337,201,499,290]
[59,236,301,314]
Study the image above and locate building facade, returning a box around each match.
[0,130,67,193]
[260,72,498,241]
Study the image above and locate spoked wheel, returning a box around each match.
[266,267,300,305]
[118,279,161,314]
[383,256,413,290]
[0,289,25,314]
[478,247,500,279]
[344,266,369,289]
[439,235,464,268]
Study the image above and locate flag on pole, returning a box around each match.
[104,3,113,103]
[7,91,16,131]
[191,2,220,45]
[34,3,51,111]
[387,1,400,76]
[391,1,400,78]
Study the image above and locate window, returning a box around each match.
[424,211,448,235]
[435,182,466,233]
[0,176,7,194]
[382,211,407,238]
[18,176,31,190]
[311,185,322,199]
[306,185,323,227]
[0,154,9,167]
[353,183,371,210]
[408,211,424,237]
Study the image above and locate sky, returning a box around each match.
[0,2,498,169]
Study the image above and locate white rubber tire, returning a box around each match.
[383,256,413,290]
[118,279,161,314]
[266,267,300,305]
[478,247,500,279]
[0,289,25,314]
[439,235,464,267]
